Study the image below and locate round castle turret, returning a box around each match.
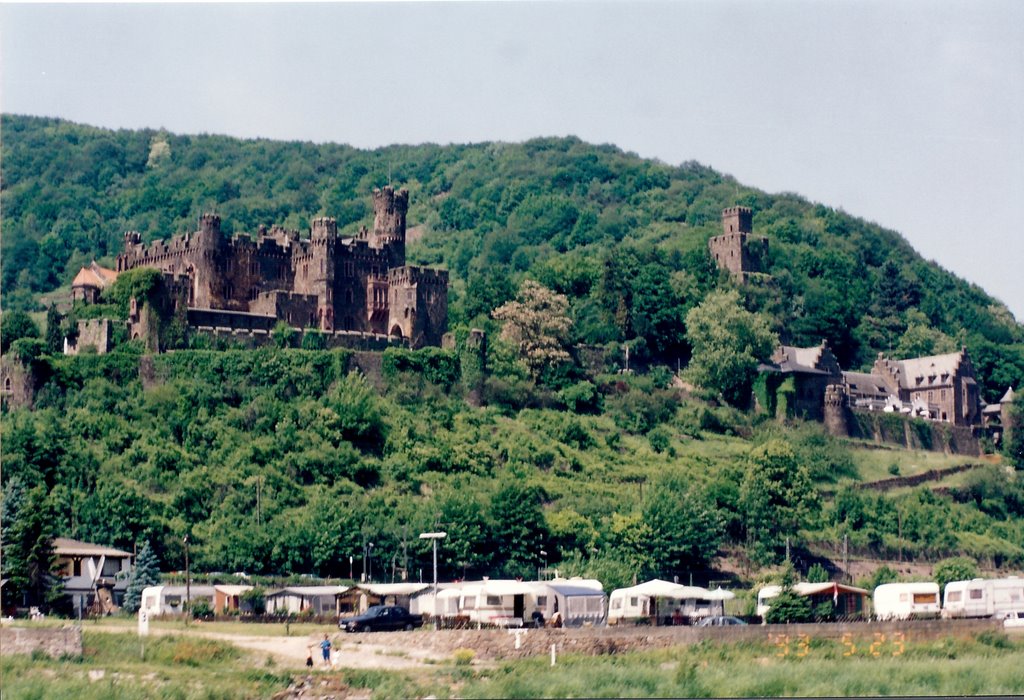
[371,186,409,261]
[824,383,850,437]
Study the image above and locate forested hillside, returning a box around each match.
[2,115,1024,611]
[2,114,1022,396]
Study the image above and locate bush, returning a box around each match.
[452,648,476,666]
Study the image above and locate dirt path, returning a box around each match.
[87,624,446,669]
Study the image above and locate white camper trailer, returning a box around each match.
[943,577,1024,618]
[139,585,216,616]
[872,582,941,620]
[607,579,731,625]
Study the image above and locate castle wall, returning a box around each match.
[64,319,114,355]
[112,187,446,349]
[0,356,35,410]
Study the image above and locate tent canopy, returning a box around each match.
[616,579,721,600]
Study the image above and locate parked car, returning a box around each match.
[339,605,423,632]
[696,615,747,627]
[1002,610,1024,629]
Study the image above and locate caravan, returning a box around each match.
[943,577,1024,618]
[872,582,941,620]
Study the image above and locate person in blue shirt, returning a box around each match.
[320,634,332,665]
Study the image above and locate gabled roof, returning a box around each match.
[54,537,132,558]
[884,351,967,390]
[842,371,889,398]
[71,262,118,290]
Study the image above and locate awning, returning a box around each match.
[549,584,607,598]
[358,583,429,597]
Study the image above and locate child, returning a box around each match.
[320,634,332,666]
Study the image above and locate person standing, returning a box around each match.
[320,634,332,666]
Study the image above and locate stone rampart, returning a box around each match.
[0,625,83,658]
[352,618,1002,661]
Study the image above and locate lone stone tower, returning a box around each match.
[824,383,850,438]
[371,186,409,266]
[708,206,769,281]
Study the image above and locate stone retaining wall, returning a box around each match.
[0,625,83,658]
[356,618,1003,661]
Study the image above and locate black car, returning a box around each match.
[339,605,424,632]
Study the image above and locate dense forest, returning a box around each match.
[2,115,1023,612]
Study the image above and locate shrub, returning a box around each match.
[452,648,476,666]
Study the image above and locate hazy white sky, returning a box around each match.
[2,1,1022,320]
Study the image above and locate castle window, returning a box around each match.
[3,377,11,392]
[303,264,308,278]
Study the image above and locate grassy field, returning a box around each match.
[3,627,1023,699]
[847,444,978,483]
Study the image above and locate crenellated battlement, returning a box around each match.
[98,188,446,348]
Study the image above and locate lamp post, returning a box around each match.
[367,542,374,582]
[419,532,447,630]
[539,550,548,581]
[183,534,190,620]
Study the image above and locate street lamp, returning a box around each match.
[183,534,190,618]
[539,550,548,581]
[419,532,447,629]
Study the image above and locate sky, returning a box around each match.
[2,1,1022,321]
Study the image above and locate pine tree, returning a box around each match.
[122,540,160,613]
[44,303,64,354]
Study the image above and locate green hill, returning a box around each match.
[1,115,1023,611]
[2,114,1021,397]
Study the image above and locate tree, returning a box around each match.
[44,303,64,354]
[763,564,813,624]
[642,476,724,577]
[492,280,572,380]
[122,540,161,613]
[740,439,816,565]
[932,556,978,592]
[806,563,829,583]
[684,289,777,406]
[1,310,40,354]
[0,480,63,611]
[488,482,549,579]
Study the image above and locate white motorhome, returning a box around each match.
[872,582,941,620]
[943,577,1024,619]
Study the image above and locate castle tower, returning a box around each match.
[721,206,753,234]
[371,186,408,265]
[311,217,338,241]
[198,213,222,242]
[824,383,850,438]
[308,218,338,332]
[708,206,768,280]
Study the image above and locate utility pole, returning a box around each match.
[843,533,849,584]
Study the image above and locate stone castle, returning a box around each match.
[76,186,448,348]
[708,206,769,280]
